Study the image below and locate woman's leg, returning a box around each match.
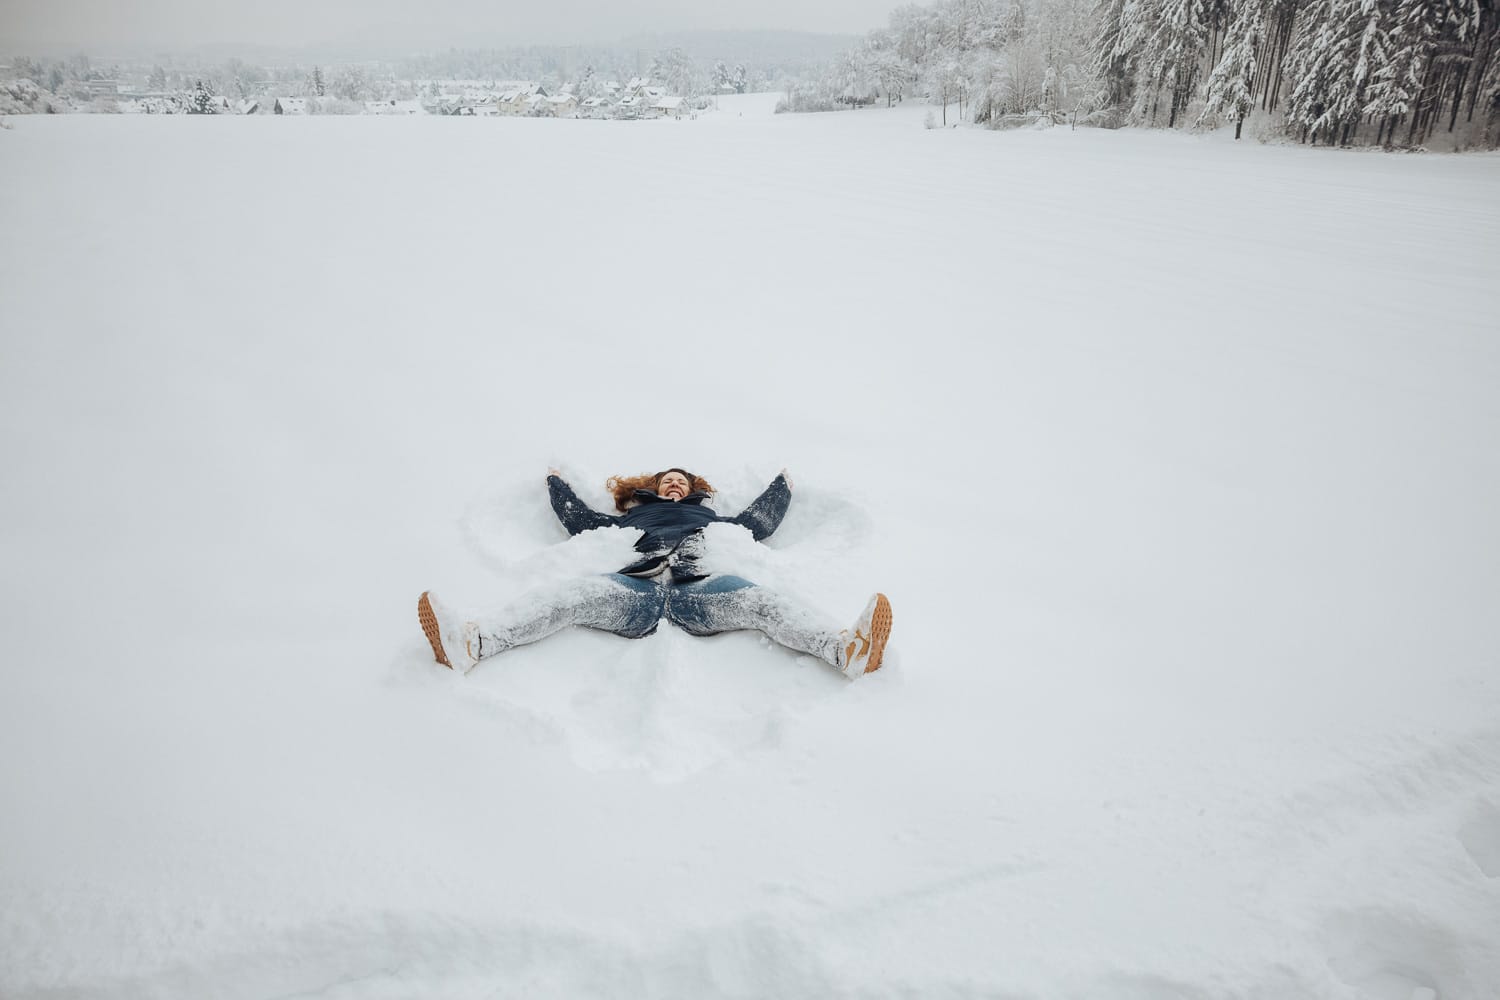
[664,576,842,666]
[469,573,666,661]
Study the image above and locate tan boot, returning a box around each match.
[838,593,893,678]
[417,591,479,671]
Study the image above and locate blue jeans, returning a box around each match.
[470,574,841,665]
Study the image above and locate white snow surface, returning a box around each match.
[2,94,1499,999]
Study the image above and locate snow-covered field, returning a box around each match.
[2,93,1499,999]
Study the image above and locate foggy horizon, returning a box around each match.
[1,0,888,59]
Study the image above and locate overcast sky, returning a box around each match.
[3,0,891,53]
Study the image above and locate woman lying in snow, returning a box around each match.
[418,467,893,678]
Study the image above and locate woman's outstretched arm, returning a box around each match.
[728,470,793,541]
[547,471,619,536]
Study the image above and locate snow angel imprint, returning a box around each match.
[418,467,893,678]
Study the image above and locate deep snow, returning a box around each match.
[1,94,1499,999]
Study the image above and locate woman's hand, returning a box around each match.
[781,468,794,491]
[548,467,562,480]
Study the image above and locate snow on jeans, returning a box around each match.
[469,573,842,666]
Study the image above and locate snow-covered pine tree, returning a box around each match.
[1472,8,1500,145]
[1091,0,1141,112]
[1146,0,1210,126]
[1253,0,1301,113]
[577,65,598,99]
[1425,0,1498,143]
[1200,0,1264,136]
[189,79,215,114]
[1284,0,1372,143]
[1363,0,1439,145]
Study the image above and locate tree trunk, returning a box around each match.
[1449,65,1469,132]
[1267,19,1289,113]
[1407,59,1436,145]
[1253,36,1271,105]
[1235,115,1244,139]
[1465,30,1496,122]
[1263,6,1291,111]
[1423,67,1450,143]
[1253,10,1279,107]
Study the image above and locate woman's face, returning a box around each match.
[658,471,691,500]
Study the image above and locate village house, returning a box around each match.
[498,84,543,115]
[649,96,685,119]
[426,93,465,114]
[364,99,426,115]
[460,103,500,116]
[523,91,577,117]
[579,96,612,119]
[274,97,307,115]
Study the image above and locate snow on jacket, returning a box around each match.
[546,473,792,582]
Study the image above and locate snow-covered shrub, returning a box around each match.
[307,96,364,115]
[775,82,841,114]
[0,78,68,114]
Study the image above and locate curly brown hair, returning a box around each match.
[605,468,716,512]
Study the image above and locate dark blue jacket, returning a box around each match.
[547,473,792,582]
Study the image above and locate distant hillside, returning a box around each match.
[618,30,855,77]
